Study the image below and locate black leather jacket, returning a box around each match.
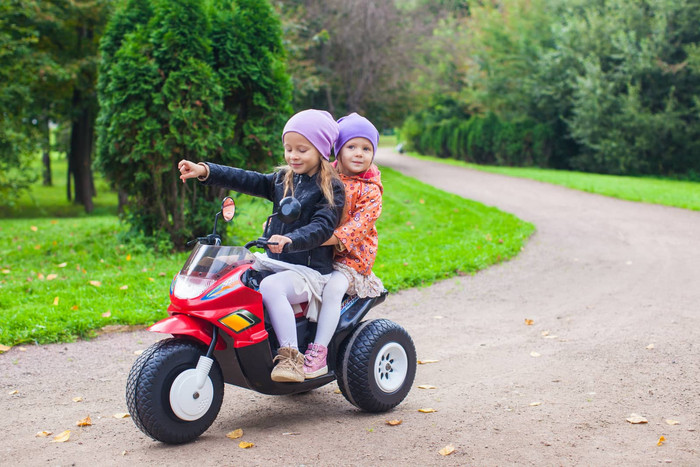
[203,162,345,275]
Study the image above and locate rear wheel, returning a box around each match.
[337,319,416,412]
[126,338,224,444]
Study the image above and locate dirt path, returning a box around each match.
[2,148,699,465]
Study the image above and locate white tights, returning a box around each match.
[315,271,349,347]
[259,271,310,349]
[259,270,350,350]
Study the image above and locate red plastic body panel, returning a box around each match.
[165,264,269,348]
[148,315,226,350]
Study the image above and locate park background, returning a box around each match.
[2,0,700,346]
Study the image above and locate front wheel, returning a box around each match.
[337,319,416,412]
[126,338,224,444]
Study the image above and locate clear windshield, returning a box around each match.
[173,244,254,299]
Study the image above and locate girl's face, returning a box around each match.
[283,132,322,176]
[337,137,374,176]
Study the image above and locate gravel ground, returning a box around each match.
[2,148,699,466]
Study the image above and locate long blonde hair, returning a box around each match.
[279,159,340,207]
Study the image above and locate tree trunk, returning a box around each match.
[41,117,52,186]
[117,189,128,215]
[68,89,95,213]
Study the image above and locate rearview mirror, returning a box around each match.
[221,197,235,222]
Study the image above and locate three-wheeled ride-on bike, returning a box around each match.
[126,196,417,444]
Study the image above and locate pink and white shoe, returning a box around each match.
[303,343,328,379]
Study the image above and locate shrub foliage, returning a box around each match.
[96,0,291,248]
[400,0,700,178]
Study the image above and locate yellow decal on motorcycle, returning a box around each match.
[219,309,261,333]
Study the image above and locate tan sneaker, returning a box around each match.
[270,346,305,383]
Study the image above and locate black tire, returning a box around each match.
[126,338,224,444]
[337,319,416,412]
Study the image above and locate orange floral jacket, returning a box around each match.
[332,164,383,275]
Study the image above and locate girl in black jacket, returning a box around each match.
[178,109,344,383]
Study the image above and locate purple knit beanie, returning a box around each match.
[282,109,339,161]
[334,113,380,158]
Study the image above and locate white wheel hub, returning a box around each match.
[169,369,214,421]
[374,342,408,393]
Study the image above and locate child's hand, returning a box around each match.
[178,160,206,182]
[267,235,292,254]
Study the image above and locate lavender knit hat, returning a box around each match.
[282,109,339,161]
[334,112,380,158]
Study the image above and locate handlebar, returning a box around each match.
[244,237,289,252]
[186,234,221,247]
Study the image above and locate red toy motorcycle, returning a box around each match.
[126,197,416,444]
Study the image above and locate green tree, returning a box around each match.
[97,0,291,249]
[0,1,42,204]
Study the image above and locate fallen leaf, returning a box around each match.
[417,385,437,389]
[525,319,534,325]
[529,401,542,406]
[418,359,439,364]
[1,269,10,274]
[418,408,437,413]
[102,311,111,318]
[419,199,425,204]
[35,431,53,437]
[89,280,101,287]
[148,277,154,282]
[120,285,128,290]
[530,351,541,358]
[51,430,71,442]
[113,413,130,419]
[57,262,67,268]
[646,343,655,350]
[159,272,166,276]
[386,420,402,426]
[238,441,254,449]
[226,429,243,439]
[8,390,18,395]
[665,419,680,426]
[34,244,41,250]
[71,305,79,311]
[46,274,58,281]
[627,413,648,424]
[76,415,92,427]
[30,226,38,232]
[72,397,83,402]
[657,435,665,446]
[333,388,341,394]
[439,444,455,456]
[0,344,11,353]
[37,273,45,280]
[53,296,59,306]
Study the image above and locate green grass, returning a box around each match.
[403,151,700,211]
[0,157,119,218]
[0,159,533,346]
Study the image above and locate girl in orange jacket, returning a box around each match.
[303,113,385,378]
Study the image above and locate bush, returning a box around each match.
[96,0,291,250]
[399,104,553,168]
